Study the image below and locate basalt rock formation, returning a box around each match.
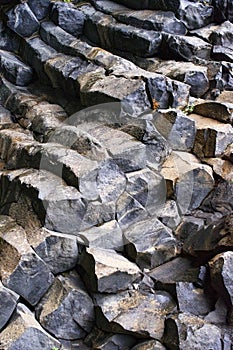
[0,0,232,349]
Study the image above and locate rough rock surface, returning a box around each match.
[0,0,232,348]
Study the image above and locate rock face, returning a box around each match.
[0,0,232,348]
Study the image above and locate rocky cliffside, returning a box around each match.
[0,0,232,349]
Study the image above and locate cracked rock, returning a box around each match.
[36,271,95,340]
[78,247,140,293]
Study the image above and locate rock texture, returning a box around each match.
[0,0,232,349]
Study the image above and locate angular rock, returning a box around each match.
[84,11,162,57]
[0,105,12,126]
[176,282,212,316]
[0,50,33,86]
[212,45,233,63]
[79,73,151,114]
[0,304,60,350]
[175,215,205,241]
[96,159,126,203]
[204,158,233,182]
[200,179,233,218]
[189,113,233,158]
[208,21,233,49]
[48,125,108,161]
[209,251,233,324]
[177,1,214,30]
[205,297,229,325]
[149,257,200,287]
[80,199,116,231]
[40,20,92,57]
[19,37,58,83]
[154,109,196,151]
[94,1,187,35]
[212,0,233,23]
[0,168,88,234]
[6,3,40,37]
[36,271,95,340]
[116,192,148,230]
[76,220,124,251]
[75,124,147,172]
[162,34,212,61]
[158,200,181,229]
[164,313,223,350]
[51,2,85,37]
[78,247,140,293]
[28,228,79,274]
[183,214,233,263]
[161,152,215,213]
[143,60,209,98]
[27,0,51,20]
[0,281,19,331]
[123,217,178,269]
[95,290,177,339]
[0,216,54,306]
[125,168,166,216]
[193,101,233,123]
[45,54,104,99]
[146,74,190,109]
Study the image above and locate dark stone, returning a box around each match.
[36,271,95,340]
[123,217,178,269]
[84,11,162,57]
[193,101,233,124]
[212,0,233,23]
[0,303,61,350]
[78,247,140,293]
[209,21,233,50]
[182,214,233,263]
[146,74,190,109]
[176,282,212,316]
[95,290,177,339]
[27,0,51,20]
[0,50,33,86]
[154,109,196,151]
[18,37,58,83]
[212,45,233,63]
[95,2,187,35]
[0,282,19,331]
[30,228,79,274]
[178,1,214,30]
[51,2,85,37]
[164,313,223,350]
[6,3,40,38]
[162,34,212,61]
[209,251,233,325]
[149,257,200,291]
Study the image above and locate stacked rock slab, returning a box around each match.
[0,0,232,349]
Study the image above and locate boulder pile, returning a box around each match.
[0,0,232,349]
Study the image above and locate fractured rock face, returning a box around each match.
[123,217,178,269]
[36,271,95,340]
[0,216,54,306]
[0,304,60,350]
[6,3,40,37]
[78,247,140,293]
[95,289,177,339]
[161,152,215,214]
[164,313,223,350]
[0,281,19,332]
[51,2,85,37]
[27,228,79,274]
[0,50,33,86]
